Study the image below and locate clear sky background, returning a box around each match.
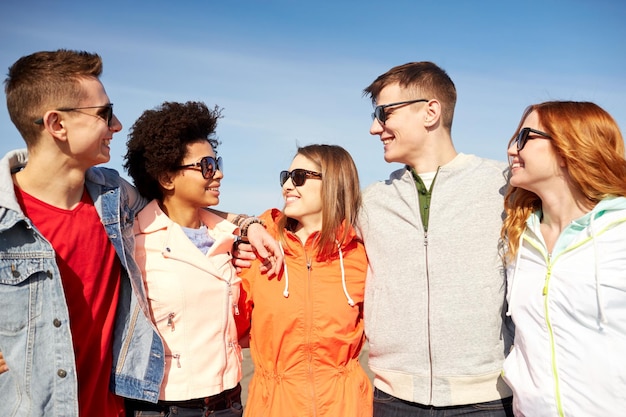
[1,0,624,215]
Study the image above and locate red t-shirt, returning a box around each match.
[16,186,125,417]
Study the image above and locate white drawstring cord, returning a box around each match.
[590,216,608,326]
[280,240,355,306]
[280,242,289,298]
[338,243,355,307]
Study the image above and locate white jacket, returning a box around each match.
[503,197,626,416]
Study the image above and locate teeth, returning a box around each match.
[382,139,393,145]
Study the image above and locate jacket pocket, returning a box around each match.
[0,258,48,333]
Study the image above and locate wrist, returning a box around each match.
[240,217,265,241]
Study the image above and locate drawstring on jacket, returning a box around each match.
[279,240,355,306]
[337,243,355,306]
[280,242,289,298]
[589,215,608,326]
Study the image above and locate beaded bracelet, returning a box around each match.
[240,217,265,241]
[232,214,250,228]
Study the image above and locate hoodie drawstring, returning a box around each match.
[280,242,290,298]
[337,242,355,306]
[279,240,355,306]
[590,215,608,326]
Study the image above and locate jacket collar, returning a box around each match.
[136,199,237,236]
[264,208,359,258]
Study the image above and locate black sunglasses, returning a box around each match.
[34,103,115,127]
[280,169,322,187]
[514,127,552,151]
[371,99,429,125]
[177,156,223,179]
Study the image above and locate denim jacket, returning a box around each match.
[0,149,164,417]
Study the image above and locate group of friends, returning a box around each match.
[0,49,624,417]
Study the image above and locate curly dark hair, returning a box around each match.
[124,101,222,200]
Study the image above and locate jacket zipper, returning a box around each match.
[543,254,565,417]
[424,229,434,403]
[305,253,317,417]
[166,312,176,331]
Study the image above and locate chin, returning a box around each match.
[382,150,400,164]
[283,207,299,218]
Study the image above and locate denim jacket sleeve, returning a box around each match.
[85,167,164,403]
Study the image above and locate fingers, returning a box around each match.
[0,352,7,374]
[259,254,282,277]
[233,258,252,269]
[233,242,256,260]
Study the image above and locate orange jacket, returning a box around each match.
[240,209,372,417]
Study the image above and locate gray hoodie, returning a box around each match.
[359,153,513,406]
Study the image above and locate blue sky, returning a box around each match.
[1,0,624,215]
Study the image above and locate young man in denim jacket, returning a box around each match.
[0,50,165,417]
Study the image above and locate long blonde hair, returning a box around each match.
[502,101,626,260]
[278,144,362,261]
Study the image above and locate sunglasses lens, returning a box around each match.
[279,170,307,186]
[291,170,306,186]
[517,128,529,151]
[374,107,385,124]
[280,171,289,186]
[200,157,216,179]
[98,105,113,127]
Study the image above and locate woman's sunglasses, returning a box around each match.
[280,169,322,187]
[514,127,552,151]
[34,103,114,127]
[177,156,223,179]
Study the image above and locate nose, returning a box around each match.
[109,113,123,132]
[213,167,224,180]
[370,118,383,136]
[282,177,294,191]
[506,141,518,157]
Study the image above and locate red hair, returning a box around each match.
[502,101,626,260]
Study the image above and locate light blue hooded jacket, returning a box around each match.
[504,196,626,416]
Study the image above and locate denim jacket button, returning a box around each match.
[12,268,20,277]
[57,369,67,378]
[53,318,62,327]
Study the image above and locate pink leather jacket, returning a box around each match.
[133,200,242,401]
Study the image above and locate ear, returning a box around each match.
[42,110,69,141]
[158,172,176,191]
[424,99,441,128]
